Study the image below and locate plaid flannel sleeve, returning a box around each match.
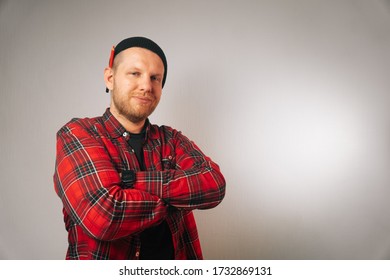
[133,130,226,210]
[53,123,168,241]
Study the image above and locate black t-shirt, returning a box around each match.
[128,131,174,260]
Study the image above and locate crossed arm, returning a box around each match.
[54,123,226,241]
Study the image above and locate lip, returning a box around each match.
[132,96,153,104]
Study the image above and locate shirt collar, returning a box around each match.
[102,108,159,140]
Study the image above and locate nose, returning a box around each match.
[139,75,153,93]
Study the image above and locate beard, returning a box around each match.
[111,87,159,124]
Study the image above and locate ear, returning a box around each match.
[104,67,114,91]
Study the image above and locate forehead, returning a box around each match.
[114,47,164,71]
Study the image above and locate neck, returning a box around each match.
[110,107,146,134]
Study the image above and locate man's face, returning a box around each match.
[108,47,164,124]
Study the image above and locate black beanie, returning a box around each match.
[106,36,168,92]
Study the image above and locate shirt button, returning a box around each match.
[123,132,128,137]
[135,251,140,257]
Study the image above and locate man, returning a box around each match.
[53,37,226,260]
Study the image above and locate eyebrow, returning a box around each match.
[125,67,141,72]
[126,67,162,74]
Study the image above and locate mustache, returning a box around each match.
[131,93,155,101]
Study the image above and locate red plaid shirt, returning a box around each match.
[53,109,226,259]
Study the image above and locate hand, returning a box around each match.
[120,170,136,189]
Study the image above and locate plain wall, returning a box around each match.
[1,0,390,259]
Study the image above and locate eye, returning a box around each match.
[151,76,161,83]
[127,71,140,77]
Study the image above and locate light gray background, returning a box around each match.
[1,0,390,260]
